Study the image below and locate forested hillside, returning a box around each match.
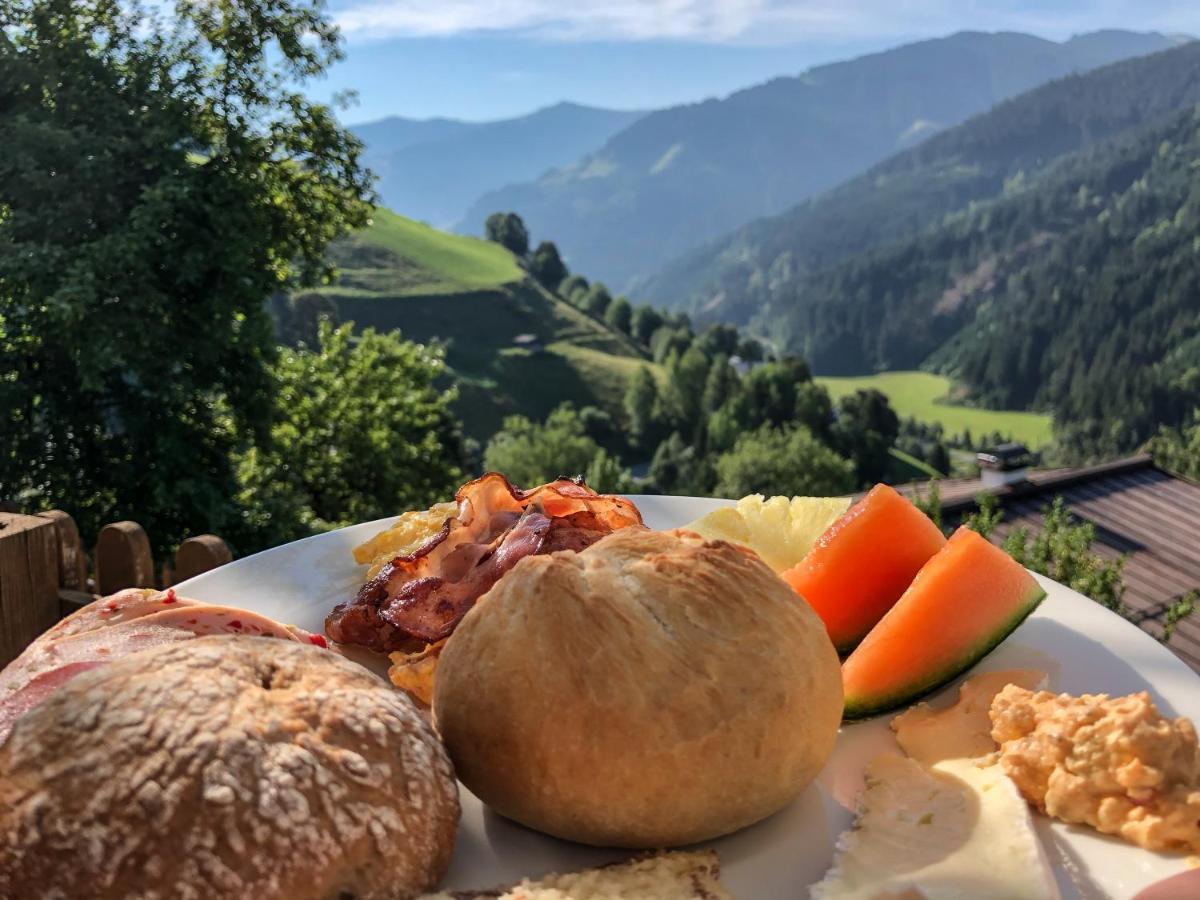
[646,40,1200,322]
[760,105,1200,458]
[465,30,1179,291]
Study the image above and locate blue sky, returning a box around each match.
[318,1,1200,124]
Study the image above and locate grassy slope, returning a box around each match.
[299,208,655,441]
[816,371,1053,448]
[354,207,523,293]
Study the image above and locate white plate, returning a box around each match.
[178,495,1200,900]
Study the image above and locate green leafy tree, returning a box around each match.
[832,389,901,485]
[735,337,764,362]
[623,366,661,449]
[1150,413,1200,479]
[714,424,855,499]
[483,405,633,493]
[484,211,529,257]
[0,0,370,554]
[582,283,613,318]
[604,296,633,334]
[648,432,714,496]
[928,442,952,476]
[631,305,665,346]
[662,345,711,437]
[529,240,568,290]
[559,274,589,303]
[234,320,463,551]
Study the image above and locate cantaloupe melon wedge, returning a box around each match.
[842,527,1046,719]
[781,484,945,653]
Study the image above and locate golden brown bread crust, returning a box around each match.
[0,635,460,899]
[434,527,843,848]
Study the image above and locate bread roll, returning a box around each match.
[434,527,843,848]
[0,635,459,899]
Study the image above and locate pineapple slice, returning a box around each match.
[353,501,457,578]
[683,494,850,573]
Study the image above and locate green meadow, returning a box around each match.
[816,371,1054,448]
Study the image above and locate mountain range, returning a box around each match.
[644,40,1200,457]
[354,102,643,229]
[459,30,1183,291]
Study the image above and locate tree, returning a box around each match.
[832,389,901,485]
[1150,413,1200,480]
[530,240,567,290]
[648,432,713,496]
[928,442,952,476]
[735,337,764,362]
[631,305,665,346]
[714,425,855,499]
[0,0,371,555]
[484,211,529,257]
[604,296,633,334]
[582,283,613,318]
[234,320,463,552]
[483,405,632,493]
[624,366,660,449]
[694,324,740,358]
[559,274,590,303]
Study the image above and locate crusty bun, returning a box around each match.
[433,527,843,848]
[0,635,459,899]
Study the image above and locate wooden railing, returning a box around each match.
[0,510,231,667]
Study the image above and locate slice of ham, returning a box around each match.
[326,473,644,652]
[0,591,327,744]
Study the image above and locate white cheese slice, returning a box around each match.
[811,754,1059,900]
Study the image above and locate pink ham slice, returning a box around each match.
[0,590,326,744]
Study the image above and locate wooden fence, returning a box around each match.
[0,510,231,668]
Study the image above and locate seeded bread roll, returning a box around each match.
[434,527,843,848]
[0,635,459,899]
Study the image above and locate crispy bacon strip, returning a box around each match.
[326,473,643,652]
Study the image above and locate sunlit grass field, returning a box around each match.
[357,207,523,292]
[816,371,1054,448]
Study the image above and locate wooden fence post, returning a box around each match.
[94,521,154,595]
[37,510,89,591]
[0,513,59,667]
[173,535,233,584]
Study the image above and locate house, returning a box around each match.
[895,451,1200,674]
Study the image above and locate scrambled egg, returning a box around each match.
[352,502,457,579]
[991,685,1200,853]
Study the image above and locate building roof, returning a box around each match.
[896,455,1200,674]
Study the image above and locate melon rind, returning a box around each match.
[842,580,1046,719]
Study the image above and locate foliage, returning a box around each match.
[604,296,633,334]
[234,321,463,551]
[582,283,613,318]
[483,211,529,257]
[631,305,665,345]
[831,390,900,484]
[1150,413,1200,481]
[623,366,660,449]
[529,240,568,290]
[482,405,633,493]
[648,432,714,497]
[713,424,856,499]
[1163,592,1197,644]
[0,0,370,555]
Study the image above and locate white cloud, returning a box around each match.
[330,0,1200,45]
